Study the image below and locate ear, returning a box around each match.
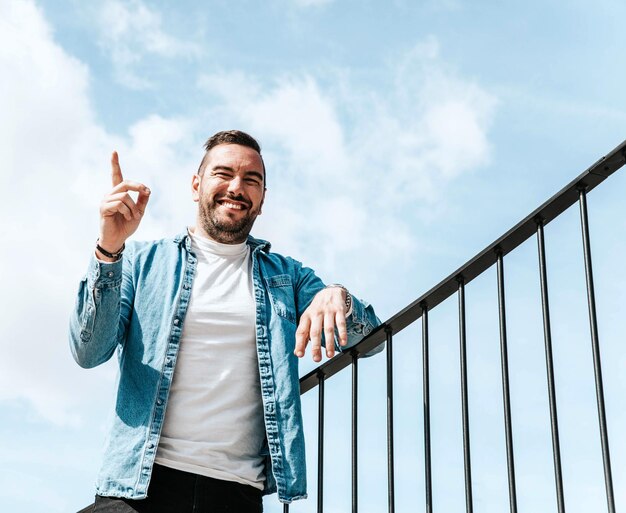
[191,174,201,202]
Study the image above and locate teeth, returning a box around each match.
[222,202,244,210]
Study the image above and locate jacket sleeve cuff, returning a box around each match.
[87,254,124,289]
[347,298,368,334]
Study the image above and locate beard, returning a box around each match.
[198,194,259,244]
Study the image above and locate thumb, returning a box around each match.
[136,185,151,215]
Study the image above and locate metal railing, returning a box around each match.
[295,139,626,513]
[78,140,625,513]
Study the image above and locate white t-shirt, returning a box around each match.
[155,230,266,489]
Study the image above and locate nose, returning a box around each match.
[227,175,244,195]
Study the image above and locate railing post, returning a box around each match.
[421,302,433,513]
[535,218,566,513]
[457,276,474,513]
[495,250,518,513]
[578,186,616,513]
[317,372,325,513]
[352,351,359,513]
[385,326,395,513]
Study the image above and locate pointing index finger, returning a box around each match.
[111,151,123,187]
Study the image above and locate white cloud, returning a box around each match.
[363,37,496,201]
[0,0,495,429]
[197,43,496,275]
[0,0,107,426]
[98,0,201,89]
[0,0,198,426]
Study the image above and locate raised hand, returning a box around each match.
[98,152,151,259]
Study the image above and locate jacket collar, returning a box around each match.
[173,229,271,253]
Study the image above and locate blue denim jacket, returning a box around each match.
[69,232,381,503]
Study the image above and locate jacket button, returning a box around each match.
[157,399,163,406]
[173,318,180,326]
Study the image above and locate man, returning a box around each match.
[69,130,380,512]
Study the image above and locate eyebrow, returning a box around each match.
[211,165,264,181]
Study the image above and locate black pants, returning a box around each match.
[92,464,263,513]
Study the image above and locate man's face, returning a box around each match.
[192,143,266,244]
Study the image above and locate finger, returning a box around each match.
[309,314,323,362]
[102,200,133,221]
[111,151,124,187]
[110,179,149,195]
[295,316,311,358]
[107,192,141,219]
[323,312,336,358]
[335,310,348,347]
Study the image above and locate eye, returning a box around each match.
[245,177,261,185]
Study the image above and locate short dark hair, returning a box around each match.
[197,130,265,183]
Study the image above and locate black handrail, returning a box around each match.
[300,139,625,513]
[300,139,626,393]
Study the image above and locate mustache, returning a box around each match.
[217,193,252,208]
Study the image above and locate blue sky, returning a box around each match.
[1,1,625,512]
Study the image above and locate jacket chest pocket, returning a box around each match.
[265,274,297,324]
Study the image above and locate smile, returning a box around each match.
[222,202,244,209]
[217,200,249,210]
